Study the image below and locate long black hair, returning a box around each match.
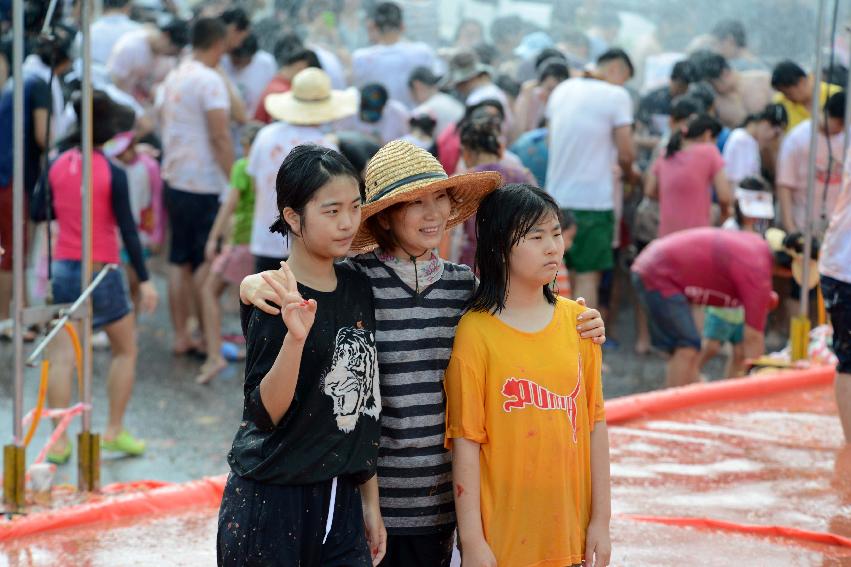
[270,144,362,236]
[468,184,560,314]
[665,113,722,158]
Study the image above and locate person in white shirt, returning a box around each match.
[221,34,278,119]
[248,67,357,272]
[777,92,847,237]
[445,49,514,136]
[722,103,787,186]
[819,146,851,443]
[408,66,463,139]
[88,0,141,67]
[107,19,188,103]
[158,17,233,355]
[351,1,439,109]
[545,48,637,309]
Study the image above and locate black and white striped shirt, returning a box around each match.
[349,253,476,535]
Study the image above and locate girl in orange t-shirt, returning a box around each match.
[445,184,611,567]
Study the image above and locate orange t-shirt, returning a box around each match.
[445,297,604,567]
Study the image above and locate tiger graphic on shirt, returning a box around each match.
[322,325,381,433]
[500,353,582,443]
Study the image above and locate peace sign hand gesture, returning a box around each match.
[261,263,317,342]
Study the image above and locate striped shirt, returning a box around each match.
[349,253,476,535]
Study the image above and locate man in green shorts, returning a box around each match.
[545,48,638,307]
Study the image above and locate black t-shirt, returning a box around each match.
[228,263,381,485]
[0,74,51,194]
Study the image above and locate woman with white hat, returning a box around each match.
[240,140,606,567]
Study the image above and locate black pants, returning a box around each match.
[217,473,372,566]
[378,528,455,567]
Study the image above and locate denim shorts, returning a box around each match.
[821,275,851,374]
[632,271,701,353]
[51,260,132,329]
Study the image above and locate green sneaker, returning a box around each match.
[102,430,146,456]
[46,443,72,465]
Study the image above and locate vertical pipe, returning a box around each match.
[10,0,24,445]
[80,0,94,435]
[844,26,851,156]
[799,0,828,321]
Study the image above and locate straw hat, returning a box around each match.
[264,68,358,125]
[351,140,503,253]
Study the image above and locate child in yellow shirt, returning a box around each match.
[445,184,611,567]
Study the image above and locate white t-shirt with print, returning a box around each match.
[777,119,846,234]
[159,58,230,196]
[107,29,154,94]
[247,122,336,258]
[221,51,278,118]
[723,128,761,184]
[819,147,851,284]
[545,78,633,210]
[352,41,438,109]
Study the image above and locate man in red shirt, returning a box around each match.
[632,227,776,388]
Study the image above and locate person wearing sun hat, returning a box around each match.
[247,66,358,273]
[239,139,608,566]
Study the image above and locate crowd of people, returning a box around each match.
[1,0,851,565]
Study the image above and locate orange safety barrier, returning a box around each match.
[0,475,227,542]
[621,514,851,549]
[605,365,836,425]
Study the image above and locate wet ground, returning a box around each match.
[2,385,848,566]
[0,270,719,486]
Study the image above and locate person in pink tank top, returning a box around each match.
[43,91,158,464]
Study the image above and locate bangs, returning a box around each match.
[507,200,561,246]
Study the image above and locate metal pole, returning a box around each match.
[80,0,94,436]
[844,26,851,156]
[799,0,828,321]
[11,0,25,446]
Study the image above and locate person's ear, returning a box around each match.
[283,207,302,237]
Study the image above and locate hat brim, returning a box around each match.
[350,170,503,254]
[265,88,358,125]
[442,64,493,88]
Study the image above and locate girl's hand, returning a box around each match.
[462,538,497,567]
[575,297,606,345]
[584,518,612,567]
[138,281,158,314]
[242,263,297,315]
[362,503,387,565]
[262,267,316,341]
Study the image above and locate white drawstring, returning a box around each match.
[323,477,338,544]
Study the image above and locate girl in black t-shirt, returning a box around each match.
[217,146,385,566]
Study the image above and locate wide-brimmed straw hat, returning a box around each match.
[264,68,358,125]
[351,140,502,253]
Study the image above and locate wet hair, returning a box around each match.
[670,96,703,121]
[468,184,560,313]
[495,75,521,98]
[538,59,570,84]
[269,145,362,236]
[408,66,441,88]
[597,48,634,78]
[221,7,250,31]
[409,113,437,138]
[689,50,729,82]
[460,117,501,156]
[825,91,846,120]
[273,33,304,66]
[231,33,259,60]
[371,2,403,33]
[670,60,696,84]
[711,19,746,48]
[771,60,806,90]
[685,81,716,111]
[665,113,722,158]
[191,17,226,50]
[162,18,190,50]
[534,48,567,72]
